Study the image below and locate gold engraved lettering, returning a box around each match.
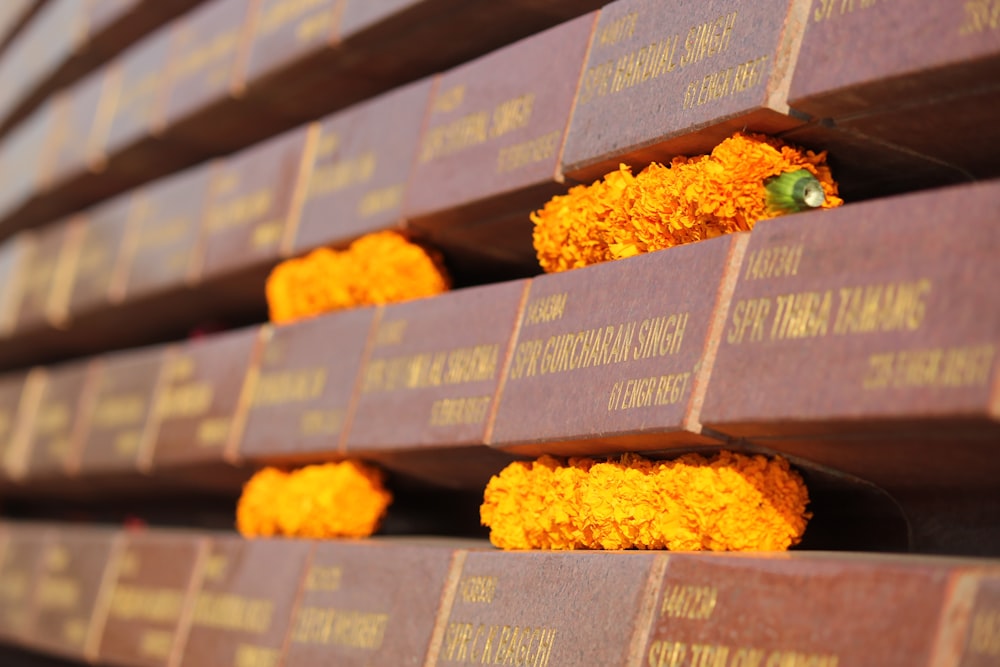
[197,417,230,446]
[682,54,768,109]
[139,630,174,659]
[524,293,568,326]
[175,30,238,78]
[679,11,738,67]
[308,152,377,197]
[235,644,280,667]
[364,344,499,393]
[459,576,496,603]
[647,642,837,667]
[496,130,561,173]
[36,402,70,435]
[432,85,465,114]
[832,279,930,335]
[300,409,344,436]
[489,93,534,139]
[660,585,718,620]
[252,369,326,406]
[814,0,884,23]
[727,297,772,344]
[358,184,404,217]
[743,245,804,280]
[115,430,141,456]
[317,130,339,157]
[305,565,342,591]
[291,606,389,649]
[375,320,408,347]
[863,343,994,390]
[252,221,284,249]
[110,585,185,622]
[608,372,691,411]
[206,190,274,232]
[37,576,80,609]
[204,554,228,582]
[770,290,833,341]
[192,592,273,633]
[960,0,1000,34]
[297,10,333,41]
[598,12,638,46]
[441,622,556,666]
[0,572,27,600]
[165,356,196,381]
[259,0,328,34]
[970,609,1000,656]
[429,396,492,426]
[157,381,214,419]
[63,618,86,645]
[419,111,489,162]
[94,393,146,428]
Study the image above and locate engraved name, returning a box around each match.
[292,607,389,649]
[192,592,273,633]
[109,585,185,622]
[252,369,326,406]
[459,576,497,603]
[660,585,717,620]
[648,642,838,667]
[309,152,376,197]
[362,344,500,393]
[419,93,536,162]
[93,393,146,428]
[960,0,1000,34]
[440,623,556,666]
[970,608,1000,657]
[863,343,994,390]
[813,0,884,23]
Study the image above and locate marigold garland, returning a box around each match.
[236,461,393,539]
[532,132,843,273]
[266,230,450,323]
[480,452,810,551]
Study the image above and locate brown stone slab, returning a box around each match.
[431,550,661,666]
[181,536,312,667]
[77,345,165,477]
[642,553,982,667]
[99,530,207,667]
[239,308,375,462]
[23,360,97,483]
[150,326,264,471]
[346,281,527,453]
[491,236,743,455]
[29,527,120,661]
[789,2,1000,121]
[121,162,213,301]
[42,70,112,190]
[402,14,596,227]
[11,219,82,334]
[702,181,1000,443]
[0,523,53,644]
[0,369,43,483]
[562,0,808,181]
[0,99,57,222]
[0,233,30,337]
[67,192,134,317]
[285,541,455,666]
[961,571,1000,666]
[291,78,433,254]
[198,125,315,280]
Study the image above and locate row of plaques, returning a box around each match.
[0,0,996,251]
[0,179,996,497]
[0,521,998,667]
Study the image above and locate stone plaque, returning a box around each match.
[491,236,743,455]
[402,14,595,226]
[239,308,375,461]
[29,527,120,661]
[346,281,527,452]
[0,523,52,644]
[241,0,342,88]
[99,530,207,667]
[0,99,56,220]
[150,326,264,470]
[0,234,29,336]
[430,550,661,666]
[103,26,172,156]
[44,70,110,188]
[562,0,807,181]
[285,541,455,666]
[789,2,1000,120]
[198,125,315,280]
[962,572,1000,667]
[642,553,963,667]
[24,360,96,481]
[180,536,312,667]
[291,78,433,253]
[12,219,80,333]
[0,370,42,482]
[67,192,134,317]
[702,181,1000,439]
[121,162,212,300]
[77,345,165,476]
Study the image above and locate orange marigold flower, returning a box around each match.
[532,132,843,273]
[266,230,450,324]
[481,452,810,551]
[236,461,392,539]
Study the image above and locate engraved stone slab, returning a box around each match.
[181,536,312,667]
[0,370,42,482]
[30,527,119,661]
[562,0,808,180]
[789,2,1000,120]
[239,308,375,461]
[242,0,341,89]
[12,220,79,333]
[150,326,264,470]
[291,78,433,253]
[44,70,110,188]
[0,99,56,220]
[67,193,134,317]
[198,126,313,280]
[962,572,1000,667]
[0,523,52,643]
[702,182,1000,439]
[99,530,206,667]
[78,345,165,476]
[643,553,961,667]
[346,281,527,452]
[285,541,455,666]
[24,361,95,481]
[402,14,595,226]
[491,236,743,455]
[0,235,29,336]
[103,26,172,156]
[432,550,659,666]
[121,163,212,300]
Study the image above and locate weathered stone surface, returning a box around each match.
[430,550,661,666]
[98,530,206,667]
[66,192,134,317]
[346,281,527,452]
[285,541,456,666]
[180,536,312,667]
[291,78,433,254]
[491,236,743,455]
[23,360,95,482]
[403,14,596,227]
[562,0,808,181]
[239,309,375,461]
[198,125,315,280]
[150,326,264,470]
